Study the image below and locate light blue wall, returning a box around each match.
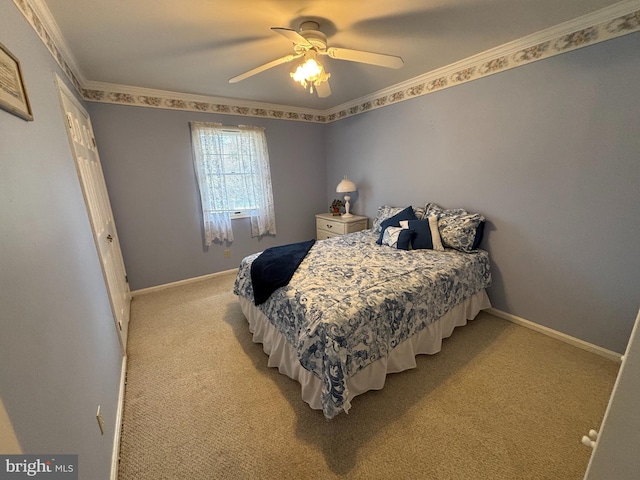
[87,32,639,353]
[0,2,123,477]
[86,104,327,290]
[3,0,637,472]
[326,32,640,353]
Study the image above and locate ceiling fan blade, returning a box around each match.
[229,54,302,83]
[315,80,331,98]
[325,47,404,69]
[271,27,311,47]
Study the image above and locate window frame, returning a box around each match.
[199,127,263,217]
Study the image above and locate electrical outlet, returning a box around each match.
[96,405,105,435]
[224,249,231,258]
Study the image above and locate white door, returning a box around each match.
[56,77,130,353]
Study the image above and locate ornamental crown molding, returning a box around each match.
[13,0,86,93]
[325,1,640,121]
[14,0,640,124]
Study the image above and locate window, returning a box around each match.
[190,122,276,245]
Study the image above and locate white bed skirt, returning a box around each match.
[238,289,491,414]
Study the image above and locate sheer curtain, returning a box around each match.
[190,122,233,244]
[190,122,276,246]
[239,125,277,239]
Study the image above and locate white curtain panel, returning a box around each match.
[190,122,276,245]
[239,126,277,239]
[191,121,234,244]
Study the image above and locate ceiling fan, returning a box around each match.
[228,21,404,98]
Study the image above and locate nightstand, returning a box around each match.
[315,213,368,240]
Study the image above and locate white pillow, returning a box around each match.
[428,215,444,251]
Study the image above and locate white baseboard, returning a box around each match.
[131,269,238,297]
[111,355,127,480]
[486,307,622,363]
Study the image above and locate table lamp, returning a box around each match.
[336,176,357,218]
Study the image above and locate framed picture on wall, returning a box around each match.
[0,42,33,121]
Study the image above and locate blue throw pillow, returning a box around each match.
[380,226,414,250]
[408,219,433,249]
[472,220,485,249]
[396,228,414,250]
[376,206,418,244]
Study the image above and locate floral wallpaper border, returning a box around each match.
[13,0,640,124]
[80,87,328,123]
[325,9,640,122]
[13,0,84,93]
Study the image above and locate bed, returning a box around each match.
[233,204,492,419]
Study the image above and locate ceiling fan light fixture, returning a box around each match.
[290,51,330,94]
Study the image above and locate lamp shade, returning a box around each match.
[336,177,357,193]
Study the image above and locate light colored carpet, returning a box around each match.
[118,273,618,479]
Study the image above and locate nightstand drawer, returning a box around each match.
[316,217,348,236]
[343,218,368,233]
[316,229,337,240]
[315,213,368,240]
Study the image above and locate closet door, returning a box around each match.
[56,76,130,353]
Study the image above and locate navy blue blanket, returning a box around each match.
[250,239,315,305]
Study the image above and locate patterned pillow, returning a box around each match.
[372,206,404,233]
[413,206,426,220]
[425,203,485,252]
[373,205,425,233]
[380,226,413,250]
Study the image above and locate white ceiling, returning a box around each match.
[43,0,627,110]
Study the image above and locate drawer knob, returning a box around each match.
[326,224,332,228]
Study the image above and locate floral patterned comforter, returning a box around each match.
[233,230,491,418]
